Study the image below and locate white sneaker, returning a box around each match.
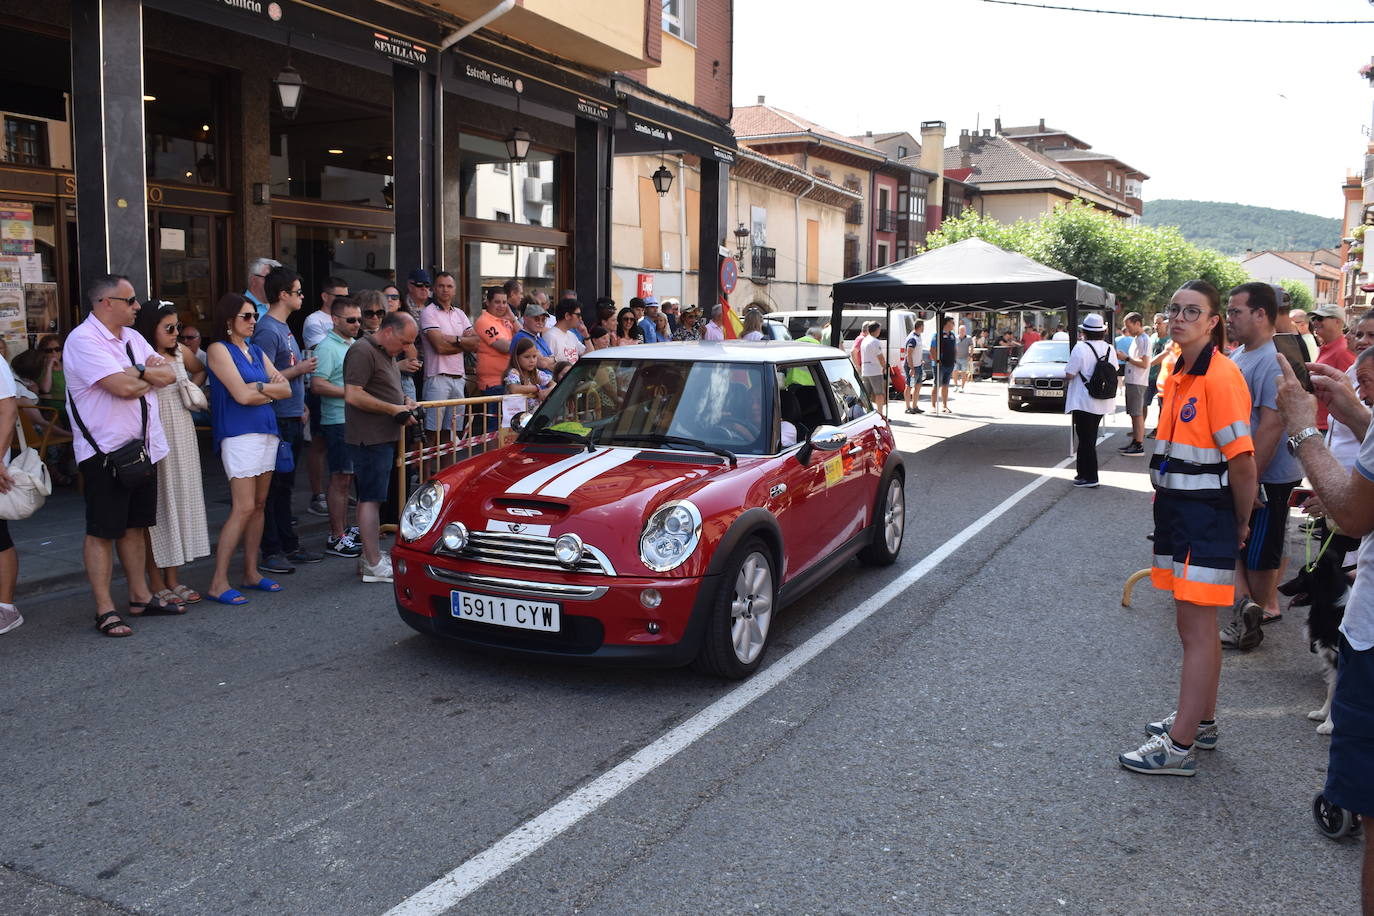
[0,602,22,635]
[360,554,393,583]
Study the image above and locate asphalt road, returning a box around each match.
[0,382,1361,914]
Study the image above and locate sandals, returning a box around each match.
[242,578,283,593]
[171,584,201,604]
[206,589,248,606]
[128,594,186,616]
[95,611,132,637]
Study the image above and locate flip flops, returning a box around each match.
[206,589,249,606]
[242,578,283,593]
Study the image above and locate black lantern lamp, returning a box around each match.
[504,127,532,163]
[652,162,674,197]
[733,222,750,262]
[274,64,304,120]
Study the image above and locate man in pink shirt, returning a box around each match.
[419,270,477,435]
[65,275,175,637]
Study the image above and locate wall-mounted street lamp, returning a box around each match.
[504,127,532,163]
[733,223,750,262]
[652,162,674,197]
[273,64,305,120]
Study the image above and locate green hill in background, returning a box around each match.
[1141,200,1342,256]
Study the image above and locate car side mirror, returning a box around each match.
[797,425,847,466]
[511,411,533,433]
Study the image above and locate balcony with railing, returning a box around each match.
[750,246,776,280]
[845,202,864,225]
[844,258,863,278]
[875,209,899,233]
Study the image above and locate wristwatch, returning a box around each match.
[135,362,146,379]
[255,381,265,393]
[1287,426,1321,455]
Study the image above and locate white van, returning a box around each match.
[768,308,922,388]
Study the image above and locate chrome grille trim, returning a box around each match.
[436,530,617,575]
[424,567,608,600]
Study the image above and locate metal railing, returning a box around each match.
[844,258,863,278]
[393,395,506,513]
[875,209,899,232]
[845,202,864,225]
[751,246,776,279]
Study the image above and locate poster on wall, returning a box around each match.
[24,283,57,337]
[0,287,26,347]
[0,255,20,285]
[0,202,34,255]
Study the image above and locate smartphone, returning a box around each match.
[1288,487,1315,508]
[1272,333,1313,393]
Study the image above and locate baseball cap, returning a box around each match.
[407,268,433,286]
[522,302,549,319]
[1308,303,1347,323]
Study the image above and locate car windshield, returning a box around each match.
[1021,341,1070,364]
[524,358,773,456]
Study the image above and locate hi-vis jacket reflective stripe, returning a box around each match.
[1149,343,1254,498]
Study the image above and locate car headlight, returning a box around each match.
[639,500,702,572]
[399,481,448,542]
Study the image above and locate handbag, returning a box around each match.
[176,347,208,412]
[0,419,52,520]
[69,342,156,489]
[275,438,294,473]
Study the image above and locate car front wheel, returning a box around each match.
[693,538,775,679]
[859,471,905,566]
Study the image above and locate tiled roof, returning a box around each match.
[1000,123,1089,147]
[731,104,858,146]
[1043,146,1148,178]
[942,135,1102,196]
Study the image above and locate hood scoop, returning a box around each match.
[486,497,571,523]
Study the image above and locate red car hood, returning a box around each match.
[438,444,727,563]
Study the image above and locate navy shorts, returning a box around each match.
[1242,481,1298,571]
[306,391,323,435]
[904,365,924,386]
[321,424,353,476]
[347,442,395,504]
[1325,637,1374,817]
[1151,493,1237,607]
[939,364,955,387]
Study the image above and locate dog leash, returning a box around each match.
[1303,523,1340,573]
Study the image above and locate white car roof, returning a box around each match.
[578,340,846,363]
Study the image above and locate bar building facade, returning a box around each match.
[0,0,734,341]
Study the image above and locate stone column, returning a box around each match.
[573,117,611,305]
[696,158,727,316]
[393,63,438,277]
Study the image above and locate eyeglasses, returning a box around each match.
[178,334,198,342]
[39,346,60,353]
[103,295,139,307]
[409,281,430,288]
[1224,307,1253,318]
[341,317,360,324]
[1164,304,1205,322]
[255,272,271,280]
[237,312,258,322]
[384,293,400,300]
[289,288,304,297]
[162,322,183,334]
[362,309,386,318]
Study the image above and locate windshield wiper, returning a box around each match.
[522,419,595,451]
[599,433,736,466]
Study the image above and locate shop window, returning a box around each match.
[462,239,556,313]
[276,223,395,320]
[0,25,74,170]
[4,117,48,166]
[270,92,392,207]
[144,63,225,186]
[458,133,560,229]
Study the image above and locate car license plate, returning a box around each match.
[450,590,560,632]
[1034,389,1064,397]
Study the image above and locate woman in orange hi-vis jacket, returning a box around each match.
[1119,280,1257,777]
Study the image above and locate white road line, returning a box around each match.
[383,440,1101,916]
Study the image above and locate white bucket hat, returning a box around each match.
[1078,313,1106,332]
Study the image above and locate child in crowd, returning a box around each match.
[504,336,553,413]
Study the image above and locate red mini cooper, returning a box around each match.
[391,341,905,678]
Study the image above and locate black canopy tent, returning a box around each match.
[828,237,1115,348]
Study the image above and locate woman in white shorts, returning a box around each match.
[205,293,292,605]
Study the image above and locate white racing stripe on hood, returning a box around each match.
[505,450,602,495]
[538,448,638,498]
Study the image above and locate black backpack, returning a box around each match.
[1081,342,1118,399]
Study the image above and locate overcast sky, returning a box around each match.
[733,0,1374,218]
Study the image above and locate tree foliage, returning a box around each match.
[1278,278,1315,311]
[1142,199,1341,256]
[923,201,1250,311]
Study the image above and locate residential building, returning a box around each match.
[0,0,734,344]
[943,122,1145,225]
[1242,250,1342,304]
[1339,167,1369,310]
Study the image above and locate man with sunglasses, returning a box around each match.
[311,296,362,558]
[1310,304,1355,433]
[253,267,321,574]
[243,257,281,320]
[64,275,175,637]
[178,325,207,367]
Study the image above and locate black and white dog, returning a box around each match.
[1277,548,1348,735]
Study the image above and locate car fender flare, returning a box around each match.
[705,508,784,578]
[870,454,906,525]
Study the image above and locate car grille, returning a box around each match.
[1033,378,1065,389]
[448,531,615,575]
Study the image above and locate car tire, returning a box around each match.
[693,537,775,680]
[858,471,905,566]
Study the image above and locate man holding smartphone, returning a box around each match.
[1223,282,1304,648]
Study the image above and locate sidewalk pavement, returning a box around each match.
[12,437,334,599]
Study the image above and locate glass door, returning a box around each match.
[150,210,226,334]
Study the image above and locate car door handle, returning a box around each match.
[846,446,863,456]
